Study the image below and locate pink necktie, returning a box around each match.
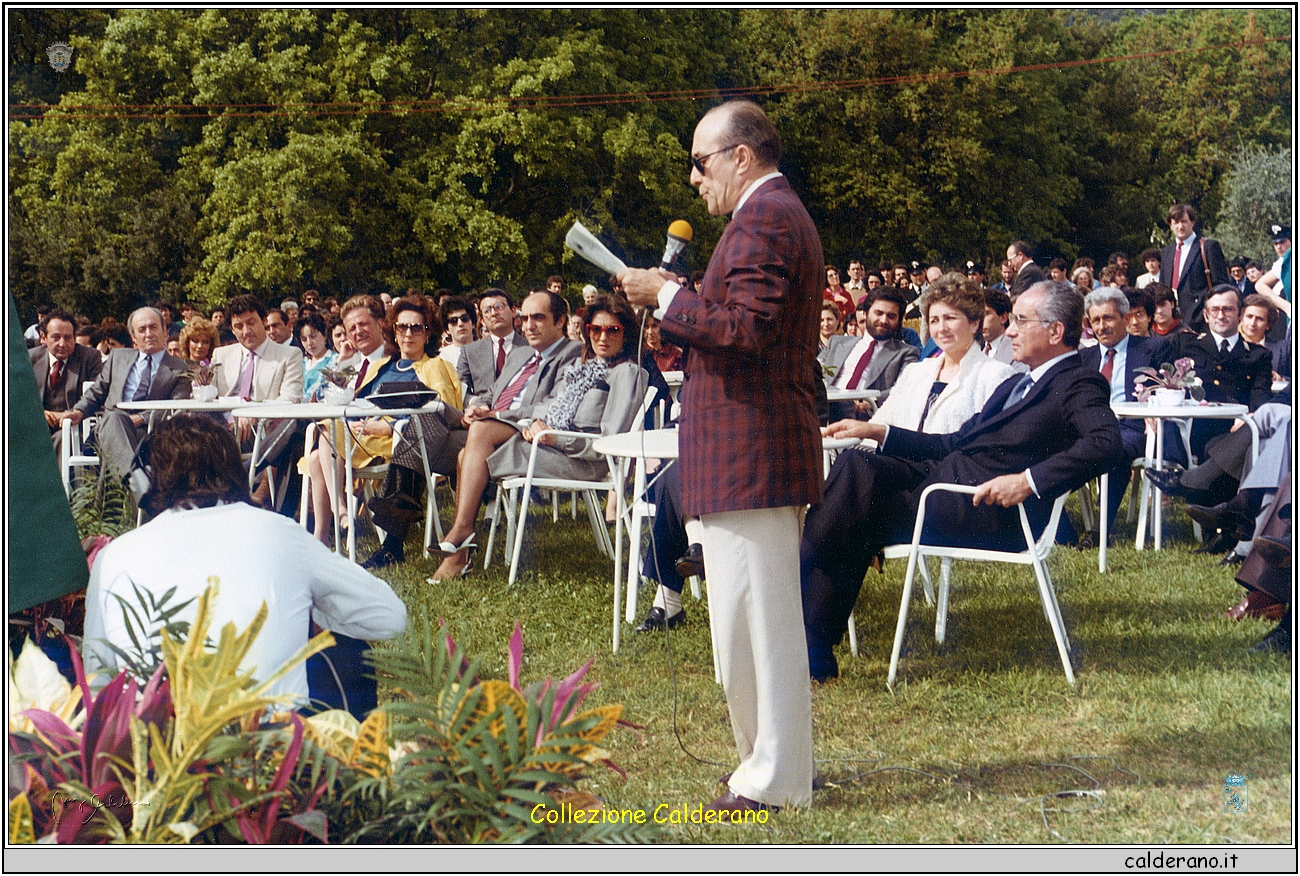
[1171,240,1183,291]
[235,351,256,400]
[492,354,541,412]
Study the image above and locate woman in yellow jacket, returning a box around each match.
[309,296,462,546]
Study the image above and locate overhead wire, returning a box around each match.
[8,35,1288,122]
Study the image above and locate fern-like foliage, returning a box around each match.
[342,610,660,844]
[69,462,136,540]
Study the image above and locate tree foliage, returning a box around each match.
[7,9,1291,322]
[1211,145,1293,265]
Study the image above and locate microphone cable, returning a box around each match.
[633,298,729,771]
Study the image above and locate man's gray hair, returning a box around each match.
[128,307,164,338]
[706,100,781,166]
[1083,286,1130,317]
[1025,280,1085,347]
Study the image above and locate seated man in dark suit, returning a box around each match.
[64,307,192,479]
[30,308,103,457]
[1161,286,1273,461]
[457,288,528,404]
[364,290,582,568]
[1080,287,1174,531]
[801,281,1125,681]
[818,287,919,420]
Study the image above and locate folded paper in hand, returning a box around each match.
[565,221,627,276]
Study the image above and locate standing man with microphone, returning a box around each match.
[620,99,822,814]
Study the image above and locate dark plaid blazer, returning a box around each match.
[661,176,824,516]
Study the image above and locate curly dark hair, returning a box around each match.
[140,414,252,517]
[581,294,639,364]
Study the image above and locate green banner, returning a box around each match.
[8,293,88,613]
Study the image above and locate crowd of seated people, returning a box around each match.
[31,214,1294,711]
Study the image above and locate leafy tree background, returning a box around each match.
[8,8,1291,323]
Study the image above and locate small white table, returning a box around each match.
[118,397,248,420]
[825,387,881,403]
[1109,401,1250,552]
[233,401,438,562]
[594,429,861,624]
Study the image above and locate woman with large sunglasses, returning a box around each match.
[308,296,462,549]
[428,294,648,580]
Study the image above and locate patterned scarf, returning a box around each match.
[546,358,610,431]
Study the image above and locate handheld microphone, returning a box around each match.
[659,220,693,271]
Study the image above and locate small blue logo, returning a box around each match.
[1224,773,1248,813]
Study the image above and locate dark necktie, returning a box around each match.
[1220,339,1230,356]
[844,340,876,390]
[1101,348,1115,383]
[131,354,153,401]
[49,359,63,387]
[494,339,506,378]
[492,354,541,412]
[353,357,369,391]
[1000,372,1034,412]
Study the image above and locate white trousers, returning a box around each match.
[699,505,813,808]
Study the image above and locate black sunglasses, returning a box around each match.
[445,314,473,325]
[689,144,737,175]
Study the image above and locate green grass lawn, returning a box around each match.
[363,488,1292,844]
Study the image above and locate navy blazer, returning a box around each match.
[1159,236,1228,330]
[1079,335,1172,436]
[880,354,1125,546]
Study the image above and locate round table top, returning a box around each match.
[1111,401,1249,419]
[593,429,861,460]
[826,388,881,402]
[230,401,433,420]
[118,398,247,413]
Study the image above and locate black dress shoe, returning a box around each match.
[674,543,705,579]
[1186,502,1252,542]
[1194,531,1231,555]
[634,606,685,632]
[368,494,422,532]
[706,787,779,814]
[1143,467,1190,497]
[1251,621,1291,655]
[361,545,404,570]
[1218,551,1246,568]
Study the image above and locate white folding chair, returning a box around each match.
[487,387,655,652]
[886,484,1075,689]
[60,414,101,497]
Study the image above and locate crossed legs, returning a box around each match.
[432,418,519,578]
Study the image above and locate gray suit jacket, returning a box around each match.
[458,332,529,407]
[74,348,191,415]
[30,343,103,413]
[487,339,583,423]
[819,334,919,419]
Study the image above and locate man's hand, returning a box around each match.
[462,405,491,427]
[972,473,1033,508]
[617,267,678,308]
[822,419,884,442]
[235,417,252,445]
[130,414,147,429]
[64,410,84,427]
[44,410,60,428]
[852,398,876,416]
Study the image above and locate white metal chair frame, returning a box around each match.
[486,388,657,651]
[886,483,1075,689]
